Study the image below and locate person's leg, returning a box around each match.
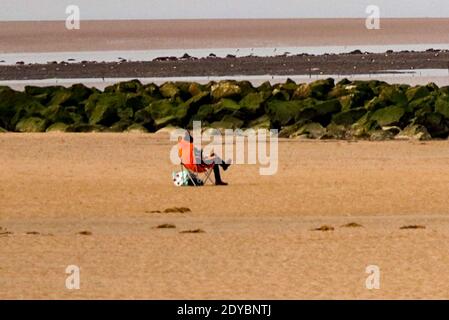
[213,164,223,184]
[202,151,231,185]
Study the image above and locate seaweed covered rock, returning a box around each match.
[211,81,242,100]
[159,82,181,98]
[266,100,305,127]
[85,93,125,126]
[15,117,48,132]
[0,88,45,130]
[435,95,449,119]
[332,108,367,125]
[370,105,405,126]
[48,84,94,107]
[45,122,74,132]
[1,79,449,139]
[396,124,431,140]
[239,91,269,117]
[293,78,334,100]
[210,115,244,129]
[414,112,449,138]
[104,79,142,94]
[280,122,326,139]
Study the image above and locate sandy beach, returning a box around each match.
[2,133,449,299]
[1,19,449,53]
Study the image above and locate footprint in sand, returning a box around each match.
[78,231,93,235]
[146,207,192,214]
[340,222,363,228]
[400,225,426,230]
[311,225,335,232]
[26,231,41,235]
[0,227,13,236]
[164,207,191,213]
[155,224,176,229]
[179,229,205,234]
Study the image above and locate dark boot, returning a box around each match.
[213,164,228,185]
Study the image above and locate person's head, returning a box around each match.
[184,130,193,143]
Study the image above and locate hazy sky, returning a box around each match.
[1,0,448,21]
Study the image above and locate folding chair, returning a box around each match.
[180,162,214,186]
[178,138,215,186]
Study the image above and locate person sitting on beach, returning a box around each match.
[178,131,231,186]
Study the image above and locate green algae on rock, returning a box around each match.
[1,78,449,140]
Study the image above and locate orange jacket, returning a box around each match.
[178,139,212,172]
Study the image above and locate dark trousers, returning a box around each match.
[213,164,224,183]
[201,153,225,183]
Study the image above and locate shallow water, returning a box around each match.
[1,69,449,90]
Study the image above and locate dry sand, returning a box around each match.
[1,133,449,299]
[1,19,449,53]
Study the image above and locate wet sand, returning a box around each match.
[2,50,449,81]
[1,133,449,299]
[1,19,449,53]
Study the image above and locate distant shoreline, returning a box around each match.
[1,18,449,53]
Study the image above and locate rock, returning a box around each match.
[266,100,305,127]
[292,83,312,99]
[195,98,239,124]
[271,88,290,101]
[313,99,342,117]
[0,88,45,130]
[134,108,155,131]
[257,81,272,93]
[239,92,267,117]
[118,107,134,120]
[48,84,93,106]
[406,85,430,102]
[332,108,367,125]
[285,122,326,139]
[381,126,401,135]
[45,122,74,132]
[370,105,405,126]
[72,124,106,132]
[187,82,203,97]
[24,85,64,104]
[147,99,184,129]
[369,129,394,141]
[125,123,148,133]
[435,95,449,119]
[289,99,341,127]
[109,120,133,132]
[41,104,77,124]
[396,124,431,140]
[414,112,449,138]
[85,93,125,126]
[378,85,408,108]
[210,115,244,129]
[211,81,242,99]
[15,117,48,132]
[159,82,180,98]
[247,115,271,129]
[310,78,335,99]
[323,123,348,139]
[89,103,120,126]
[104,79,142,93]
[409,95,436,112]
